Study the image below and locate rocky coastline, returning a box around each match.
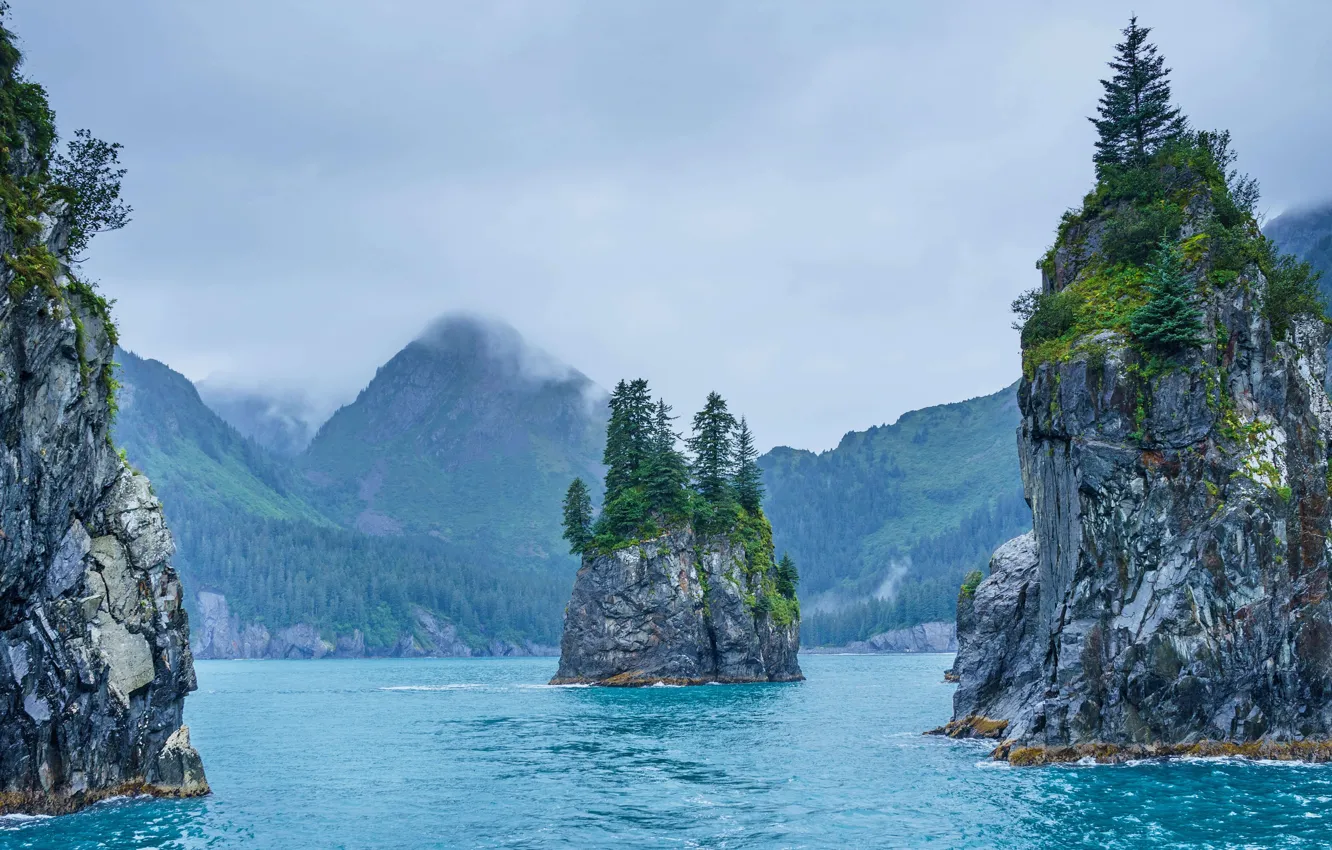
[191,591,557,659]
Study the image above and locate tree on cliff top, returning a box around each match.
[1091,16,1187,170]
[733,416,764,513]
[602,379,654,502]
[561,478,593,555]
[643,399,690,519]
[688,392,737,507]
[1129,240,1202,355]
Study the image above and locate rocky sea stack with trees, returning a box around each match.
[553,381,802,685]
[0,5,206,814]
[938,17,1332,763]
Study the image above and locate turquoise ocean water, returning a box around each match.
[3,654,1331,849]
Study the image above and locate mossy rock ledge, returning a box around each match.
[550,526,802,685]
[937,189,1332,763]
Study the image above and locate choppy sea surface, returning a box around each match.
[4,654,1332,848]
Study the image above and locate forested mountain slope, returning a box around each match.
[112,349,566,653]
[299,315,607,564]
[760,384,1030,644]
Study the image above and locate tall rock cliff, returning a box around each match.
[552,527,802,685]
[0,21,206,812]
[944,136,1332,763]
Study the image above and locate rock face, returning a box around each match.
[0,269,206,809]
[947,198,1332,761]
[0,54,206,810]
[552,527,802,685]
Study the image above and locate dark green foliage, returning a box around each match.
[761,386,1031,643]
[113,349,565,647]
[561,478,593,555]
[1129,240,1202,354]
[959,570,983,600]
[775,553,799,600]
[1102,201,1184,267]
[1262,248,1325,340]
[170,506,565,649]
[602,379,654,502]
[733,416,764,513]
[798,490,1031,645]
[50,129,131,260]
[688,391,737,507]
[1090,17,1187,170]
[642,399,690,519]
[1011,289,1077,347]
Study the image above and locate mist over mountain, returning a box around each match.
[298,314,608,562]
[195,381,320,457]
[1266,202,1332,293]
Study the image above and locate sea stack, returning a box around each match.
[552,526,802,685]
[942,64,1332,759]
[0,14,206,813]
[552,382,801,685]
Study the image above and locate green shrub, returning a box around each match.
[959,569,983,600]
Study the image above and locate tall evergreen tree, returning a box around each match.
[775,552,799,600]
[561,478,594,554]
[1090,17,1187,169]
[602,378,655,501]
[733,416,764,513]
[1129,239,1202,354]
[688,392,737,506]
[643,399,690,517]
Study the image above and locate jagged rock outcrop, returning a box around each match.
[806,621,957,654]
[552,527,802,685]
[0,23,206,811]
[944,164,1332,762]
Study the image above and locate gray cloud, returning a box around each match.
[12,0,1332,449]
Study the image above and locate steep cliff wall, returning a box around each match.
[943,148,1332,763]
[0,21,205,813]
[552,527,802,685]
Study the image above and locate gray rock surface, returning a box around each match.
[947,196,1332,760]
[552,526,802,685]
[0,116,206,812]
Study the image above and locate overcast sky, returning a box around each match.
[11,1,1332,451]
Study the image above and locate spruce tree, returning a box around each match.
[561,478,594,555]
[1129,239,1202,355]
[602,378,655,501]
[687,392,736,506]
[643,399,690,518]
[775,553,799,599]
[1090,16,1187,169]
[733,416,764,513]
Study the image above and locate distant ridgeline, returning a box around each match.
[553,381,801,685]
[760,386,1030,645]
[112,327,591,656]
[941,17,1332,762]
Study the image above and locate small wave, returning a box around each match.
[650,682,682,688]
[0,813,51,824]
[379,684,485,691]
[513,683,591,689]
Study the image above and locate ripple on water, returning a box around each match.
[7,654,1332,849]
